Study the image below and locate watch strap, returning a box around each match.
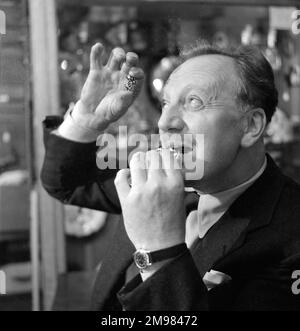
[150,243,188,263]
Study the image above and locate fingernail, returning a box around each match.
[127,52,138,59]
[113,48,125,58]
[126,53,138,65]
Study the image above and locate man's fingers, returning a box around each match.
[120,52,139,76]
[146,150,164,181]
[90,43,104,70]
[129,152,147,187]
[114,168,131,199]
[106,47,126,72]
[160,149,183,180]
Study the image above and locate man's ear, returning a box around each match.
[240,108,266,148]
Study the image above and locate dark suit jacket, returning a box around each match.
[41,116,300,311]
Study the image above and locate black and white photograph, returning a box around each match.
[0,0,300,315]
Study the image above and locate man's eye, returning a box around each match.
[188,97,203,109]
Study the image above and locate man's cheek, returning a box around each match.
[214,116,243,149]
[205,130,239,167]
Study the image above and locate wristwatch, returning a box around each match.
[133,243,187,271]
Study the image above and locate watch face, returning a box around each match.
[134,250,151,269]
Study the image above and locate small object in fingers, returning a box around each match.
[124,74,137,91]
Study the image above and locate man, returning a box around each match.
[41,42,300,310]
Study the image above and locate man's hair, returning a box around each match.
[179,41,278,123]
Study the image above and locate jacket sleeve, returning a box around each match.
[116,250,300,311]
[40,116,121,213]
[117,250,209,311]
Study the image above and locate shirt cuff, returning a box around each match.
[57,101,101,143]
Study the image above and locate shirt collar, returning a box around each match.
[197,156,267,199]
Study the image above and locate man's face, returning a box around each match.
[158,54,245,191]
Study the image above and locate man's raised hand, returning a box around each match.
[72,43,144,132]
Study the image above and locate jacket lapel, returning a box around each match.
[191,211,250,277]
[191,154,285,277]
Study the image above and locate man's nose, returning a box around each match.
[158,107,185,132]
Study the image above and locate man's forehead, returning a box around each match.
[164,54,237,95]
[181,54,235,72]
